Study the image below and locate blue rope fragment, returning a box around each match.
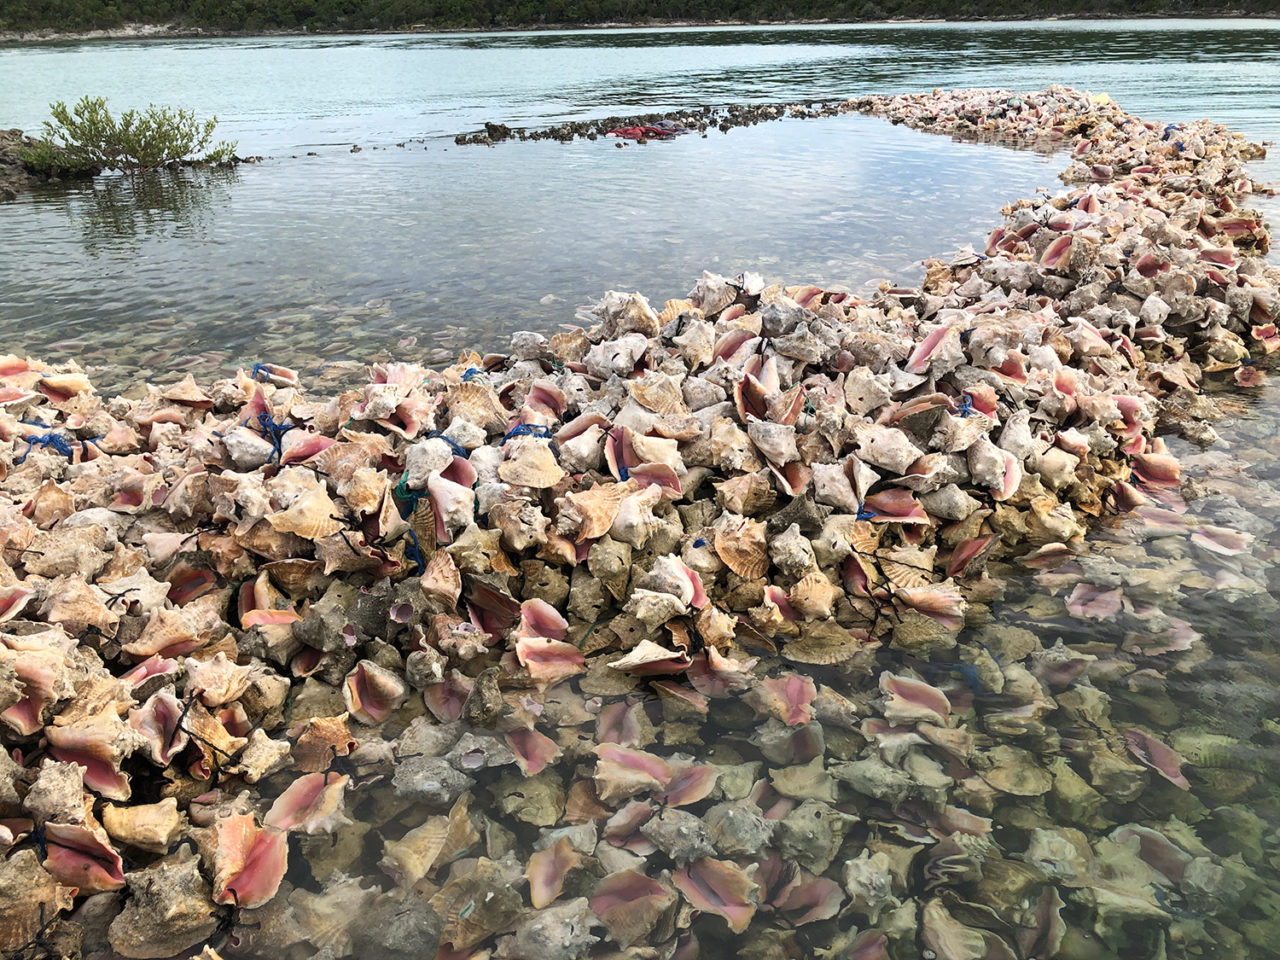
[501,422,561,460]
[693,537,707,548]
[501,423,554,444]
[14,432,75,465]
[394,471,423,520]
[249,411,295,463]
[953,661,994,695]
[407,529,427,576]
[856,504,876,522]
[956,395,973,418]
[461,367,485,382]
[426,430,469,459]
[250,363,272,382]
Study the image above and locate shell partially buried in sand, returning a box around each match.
[0,85,1276,960]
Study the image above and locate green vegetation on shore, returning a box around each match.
[27,96,235,169]
[16,96,236,182]
[0,0,1272,35]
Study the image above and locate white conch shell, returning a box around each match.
[559,426,605,473]
[610,484,664,549]
[746,421,798,466]
[428,472,477,540]
[855,425,922,475]
[811,462,859,513]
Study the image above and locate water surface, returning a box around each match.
[1,19,1278,386]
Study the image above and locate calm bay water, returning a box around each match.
[0,19,1277,384]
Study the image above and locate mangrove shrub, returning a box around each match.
[21,95,237,175]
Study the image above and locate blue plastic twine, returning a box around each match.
[856,504,877,522]
[501,423,554,444]
[13,432,75,465]
[404,529,426,575]
[394,471,423,520]
[502,422,560,459]
[461,367,485,382]
[250,411,295,463]
[426,430,469,459]
[956,395,973,418]
[249,363,272,382]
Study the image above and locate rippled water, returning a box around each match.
[0,19,1278,386]
[0,116,1061,391]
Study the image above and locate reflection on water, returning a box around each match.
[0,19,1277,385]
[0,114,1059,392]
[40,166,242,251]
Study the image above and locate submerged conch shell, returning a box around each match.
[265,772,351,834]
[516,638,586,689]
[343,660,408,724]
[879,672,951,726]
[672,857,759,934]
[527,836,585,909]
[590,869,677,948]
[212,812,289,908]
[290,713,358,774]
[594,744,672,803]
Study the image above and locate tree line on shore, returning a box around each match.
[0,0,1270,34]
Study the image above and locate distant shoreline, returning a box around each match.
[2,12,1277,45]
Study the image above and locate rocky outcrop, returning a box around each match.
[0,129,36,202]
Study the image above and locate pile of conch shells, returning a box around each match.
[1,85,1278,960]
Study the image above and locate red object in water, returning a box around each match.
[605,125,674,140]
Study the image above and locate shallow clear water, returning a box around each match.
[0,116,1062,390]
[0,19,1278,387]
